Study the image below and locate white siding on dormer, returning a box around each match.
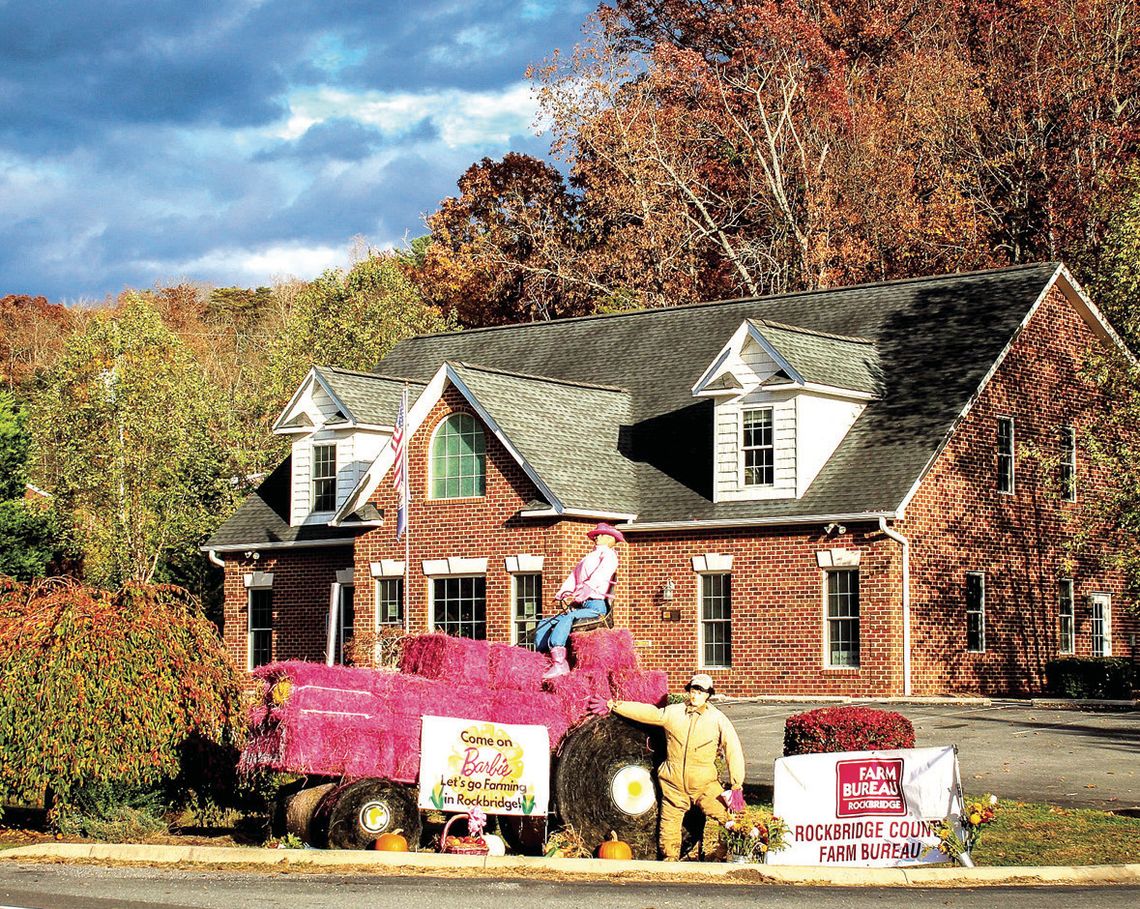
[740,337,781,382]
[310,384,344,422]
[291,429,392,525]
[795,393,866,497]
[715,388,797,502]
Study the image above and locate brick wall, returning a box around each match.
[903,285,1138,695]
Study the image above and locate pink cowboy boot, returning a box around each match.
[543,645,570,680]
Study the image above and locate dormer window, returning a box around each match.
[312,443,337,512]
[742,408,775,487]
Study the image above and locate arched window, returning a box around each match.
[430,413,486,498]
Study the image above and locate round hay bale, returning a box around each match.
[553,715,662,860]
[310,779,422,850]
[282,783,336,843]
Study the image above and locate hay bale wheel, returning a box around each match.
[281,782,336,844]
[553,715,663,859]
[311,779,422,850]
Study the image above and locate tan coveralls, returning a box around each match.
[611,699,745,860]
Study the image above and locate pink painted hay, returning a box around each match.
[489,689,568,745]
[386,674,449,718]
[247,704,269,728]
[609,669,669,707]
[569,628,638,672]
[399,633,491,686]
[488,642,547,691]
[389,733,422,782]
[545,668,610,730]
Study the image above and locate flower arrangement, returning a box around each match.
[929,794,999,865]
[720,813,789,863]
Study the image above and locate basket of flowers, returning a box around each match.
[720,812,789,864]
[440,808,490,855]
[927,794,999,867]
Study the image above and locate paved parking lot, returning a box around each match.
[718,700,1139,811]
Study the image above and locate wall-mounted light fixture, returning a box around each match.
[823,523,846,537]
[660,578,676,601]
[244,550,261,561]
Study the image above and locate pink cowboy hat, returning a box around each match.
[586,522,626,543]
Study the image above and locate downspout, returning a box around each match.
[879,516,911,697]
[325,582,341,667]
[206,549,225,568]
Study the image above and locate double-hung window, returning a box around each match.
[376,577,404,626]
[700,573,732,669]
[966,572,986,652]
[997,418,1015,494]
[312,443,337,512]
[248,588,273,669]
[1090,595,1111,657]
[1060,426,1076,502]
[512,573,542,649]
[742,407,774,487]
[1058,579,1074,655]
[432,576,487,639]
[826,570,859,668]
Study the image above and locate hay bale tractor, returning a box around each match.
[240,629,674,857]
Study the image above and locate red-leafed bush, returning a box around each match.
[783,706,915,756]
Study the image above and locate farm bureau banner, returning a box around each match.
[767,746,963,867]
[418,716,550,816]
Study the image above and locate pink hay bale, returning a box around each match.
[545,668,610,730]
[389,733,422,783]
[428,688,493,721]
[399,633,491,686]
[488,642,548,691]
[289,682,377,716]
[569,628,638,673]
[262,659,384,692]
[343,726,391,778]
[490,689,568,746]
[238,726,283,773]
[386,674,451,718]
[610,669,669,707]
[279,712,383,776]
[247,704,269,728]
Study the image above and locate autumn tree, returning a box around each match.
[267,252,453,399]
[0,393,60,580]
[0,294,75,393]
[34,297,234,588]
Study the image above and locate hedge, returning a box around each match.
[783,706,915,756]
[1044,658,1135,700]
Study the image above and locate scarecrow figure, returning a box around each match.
[535,522,623,680]
[589,672,746,861]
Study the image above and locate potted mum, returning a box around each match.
[721,813,789,863]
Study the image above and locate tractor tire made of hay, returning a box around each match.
[309,779,422,850]
[552,714,662,860]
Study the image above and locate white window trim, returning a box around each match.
[997,416,1015,495]
[422,557,488,576]
[374,575,405,627]
[691,553,733,573]
[427,413,486,501]
[1058,579,1075,655]
[1060,425,1077,503]
[740,406,775,489]
[1090,593,1112,657]
[247,583,274,672]
[505,554,545,573]
[697,571,732,670]
[427,573,488,636]
[823,568,860,670]
[510,571,543,647]
[966,571,986,653]
[311,441,338,513]
[370,560,406,579]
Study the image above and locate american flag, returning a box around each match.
[393,386,408,540]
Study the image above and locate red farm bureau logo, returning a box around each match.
[835,758,908,817]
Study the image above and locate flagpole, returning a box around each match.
[402,384,411,636]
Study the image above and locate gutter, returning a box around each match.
[616,512,895,533]
[205,549,225,568]
[878,516,912,697]
[199,538,358,555]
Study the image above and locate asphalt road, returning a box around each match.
[718,700,1140,810]
[0,865,1137,909]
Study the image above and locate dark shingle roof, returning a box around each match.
[449,363,639,515]
[376,263,1061,521]
[205,457,362,550]
[315,366,424,426]
[748,320,881,395]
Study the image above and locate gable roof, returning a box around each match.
[210,261,1120,547]
[315,367,426,427]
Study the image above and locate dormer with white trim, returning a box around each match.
[693,320,880,502]
[274,366,416,526]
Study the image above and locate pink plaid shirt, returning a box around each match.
[556,545,618,603]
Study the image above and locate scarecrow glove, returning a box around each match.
[586,695,610,716]
[723,788,745,813]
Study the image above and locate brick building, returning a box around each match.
[205,263,1137,697]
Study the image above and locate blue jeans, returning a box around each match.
[535,599,607,651]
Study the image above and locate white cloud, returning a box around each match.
[276,82,538,148]
[170,242,349,286]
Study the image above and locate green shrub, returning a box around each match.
[0,579,246,822]
[1044,658,1135,699]
[53,780,169,841]
[783,706,915,756]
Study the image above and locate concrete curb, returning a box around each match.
[1029,698,1138,710]
[717,696,993,706]
[2,843,1137,886]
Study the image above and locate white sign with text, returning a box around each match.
[418,716,550,816]
[767,746,962,866]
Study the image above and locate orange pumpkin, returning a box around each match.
[597,830,632,860]
[373,831,409,852]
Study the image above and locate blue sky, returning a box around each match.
[0,0,594,302]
